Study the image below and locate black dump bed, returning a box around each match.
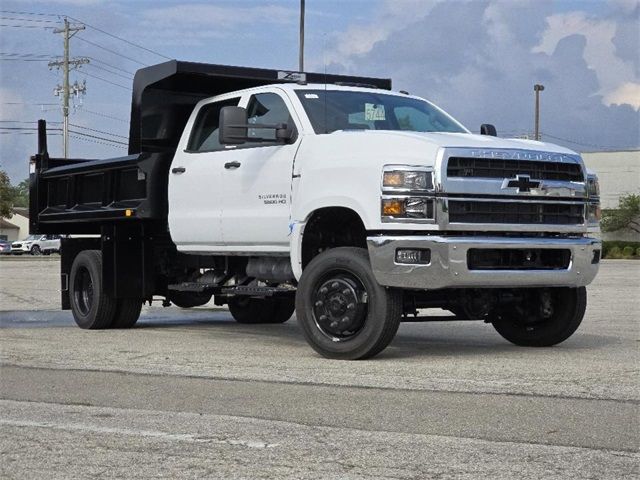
[30,60,391,234]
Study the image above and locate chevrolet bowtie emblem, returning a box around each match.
[502,175,541,193]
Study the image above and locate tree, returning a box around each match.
[0,170,17,218]
[12,178,29,208]
[601,194,640,233]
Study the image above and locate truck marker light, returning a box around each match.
[383,172,404,187]
[382,199,404,216]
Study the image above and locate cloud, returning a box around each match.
[321,0,639,151]
[605,82,640,108]
[533,10,638,108]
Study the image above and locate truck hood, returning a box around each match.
[340,130,578,156]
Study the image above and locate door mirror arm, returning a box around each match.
[220,106,294,145]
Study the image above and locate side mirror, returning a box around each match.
[219,106,249,144]
[480,124,497,136]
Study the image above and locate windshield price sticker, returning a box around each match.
[365,103,385,121]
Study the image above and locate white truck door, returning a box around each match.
[168,97,241,251]
[220,91,300,251]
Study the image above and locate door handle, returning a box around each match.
[171,167,186,174]
[224,161,241,169]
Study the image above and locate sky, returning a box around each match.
[0,0,638,182]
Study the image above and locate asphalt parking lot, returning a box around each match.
[1,257,638,479]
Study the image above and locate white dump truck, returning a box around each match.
[29,60,601,359]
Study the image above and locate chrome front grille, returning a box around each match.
[447,157,584,182]
[447,200,584,225]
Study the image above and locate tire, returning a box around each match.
[491,287,587,347]
[31,245,41,255]
[295,247,402,360]
[111,298,143,329]
[228,296,295,324]
[69,250,117,329]
[169,291,212,308]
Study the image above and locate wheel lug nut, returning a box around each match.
[315,300,323,307]
[319,315,327,321]
[342,288,350,295]
[347,303,355,310]
[342,317,349,323]
[320,287,328,294]
[331,282,339,289]
[330,321,338,329]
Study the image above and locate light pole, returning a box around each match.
[299,0,305,72]
[534,84,545,141]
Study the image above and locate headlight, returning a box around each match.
[587,203,601,224]
[587,174,600,198]
[586,174,600,225]
[382,197,435,221]
[382,167,434,192]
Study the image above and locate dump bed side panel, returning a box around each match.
[29,151,172,234]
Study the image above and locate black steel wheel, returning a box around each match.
[296,247,402,360]
[491,287,586,347]
[30,245,41,255]
[69,250,117,329]
[228,296,294,324]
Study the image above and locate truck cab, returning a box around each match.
[29,60,601,359]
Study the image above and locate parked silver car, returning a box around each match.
[11,234,63,255]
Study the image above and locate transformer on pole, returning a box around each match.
[49,17,89,158]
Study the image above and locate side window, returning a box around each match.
[246,93,292,142]
[187,98,240,152]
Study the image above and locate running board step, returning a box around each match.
[167,283,295,297]
[220,285,295,297]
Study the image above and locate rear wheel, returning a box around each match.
[69,250,117,329]
[295,247,402,360]
[228,296,295,324]
[111,298,143,329]
[491,287,586,346]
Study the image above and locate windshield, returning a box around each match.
[295,90,467,135]
[22,235,39,241]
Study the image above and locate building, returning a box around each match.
[0,207,29,242]
[581,150,640,209]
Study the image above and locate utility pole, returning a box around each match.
[533,84,545,141]
[299,0,305,72]
[49,17,89,158]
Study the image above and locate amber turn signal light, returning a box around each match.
[382,199,404,216]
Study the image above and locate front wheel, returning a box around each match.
[491,287,586,347]
[295,247,402,360]
[30,245,41,255]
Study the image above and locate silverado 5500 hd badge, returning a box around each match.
[259,193,287,205]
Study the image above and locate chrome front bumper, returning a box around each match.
[367,235,601,290]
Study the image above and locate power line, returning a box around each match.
[0,10,61,17]
[540,132,639,151]
[88,57,134,75]
[84,62,133,80]
[0,15,58,23]
[67,15,171,60]
[0,23,53,29]
[69,129,128,145]
[78,108,128,123]
[79,70,130,90]
[70,134,127,148]
[75,35,148,66]
[69,123,128,139]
